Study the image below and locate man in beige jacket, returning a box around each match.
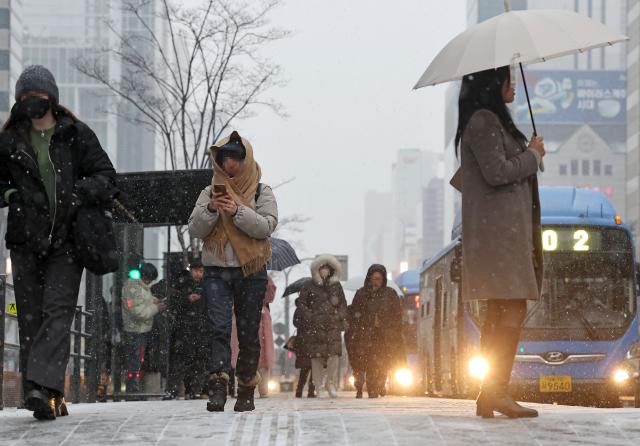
[121,263,164,393]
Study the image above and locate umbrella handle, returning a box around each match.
[519,63,544,172]
[518,62,537,137]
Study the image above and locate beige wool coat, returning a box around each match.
[460,109,543,302]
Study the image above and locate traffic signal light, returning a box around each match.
[128,265,142,280]
[125,253,143,281]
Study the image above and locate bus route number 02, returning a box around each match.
[542,229,590,252]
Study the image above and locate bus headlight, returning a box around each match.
[613,369,630,384]
[394,368,414,387]
[267,380,279,392]
[348,375,356,386]
[468,356,489,380]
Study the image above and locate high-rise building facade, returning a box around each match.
[362,189,393,269]
[423,177,444,262]
[390,149,442,274]
[22,0,118,163]
[0,0,22,121]
[627,0,640,243]
[0,0,23,274]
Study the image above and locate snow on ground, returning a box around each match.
[1,393,639,445]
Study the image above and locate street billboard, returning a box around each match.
[514,70,626,125]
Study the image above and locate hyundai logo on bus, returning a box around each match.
[544,351,568,363]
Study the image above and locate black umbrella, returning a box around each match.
[267,238,300,271]
[282,277,312,297]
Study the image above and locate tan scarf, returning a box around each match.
[204,131,272,276]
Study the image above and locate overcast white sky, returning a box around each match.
[233,0,468,277]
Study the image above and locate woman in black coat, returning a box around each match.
[293,254,348,398]
[0,65,116,420]
[346,264,404,398]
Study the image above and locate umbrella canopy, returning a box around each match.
[414,9,627,89]
[266,238,300,271]
[282,277,312,298]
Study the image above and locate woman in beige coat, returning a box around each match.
[456,66,545,419]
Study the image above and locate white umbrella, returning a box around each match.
[414,8,627,135]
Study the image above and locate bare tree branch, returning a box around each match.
[71,0,287,260]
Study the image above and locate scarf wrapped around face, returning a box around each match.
[204,131,272,276]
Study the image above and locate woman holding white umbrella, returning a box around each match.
[414,3,627,419]
[456,66,545,419]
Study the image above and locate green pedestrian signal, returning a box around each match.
[128,267,142,280]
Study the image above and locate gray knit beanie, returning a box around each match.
[15,65,59,104]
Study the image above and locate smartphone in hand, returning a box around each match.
[213,184,227,195]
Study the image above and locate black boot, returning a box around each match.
[307,378,316,398]
[207,373,229,412]
[55,397,69,417]
[477,325,538,419]
[307,382,316,398]
[25,389,56,421]
[234,385,256,412]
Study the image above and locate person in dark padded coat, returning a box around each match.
[164,259,208,400]
[0,65,116,420]
[293,255,348,399]
[346,264,405,398]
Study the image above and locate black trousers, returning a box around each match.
[11,244,83,396]
[354,365,386,395]
[166,326,208,395]
[297,367,315,395]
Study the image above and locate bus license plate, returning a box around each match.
[539,376,572,393]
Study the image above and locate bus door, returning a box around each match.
[434,277,443,391]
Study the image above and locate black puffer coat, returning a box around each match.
[170,270,207,332]
[345,264,405,371]
[293,255,348,359]
[0,110,116,254]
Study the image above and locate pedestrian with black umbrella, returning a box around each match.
[0,65,116,420]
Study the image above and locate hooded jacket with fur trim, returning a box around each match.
[293,255,348,359]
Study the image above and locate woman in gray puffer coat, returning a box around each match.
[293,255,348,398]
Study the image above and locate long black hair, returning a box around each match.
[454,65,525,153]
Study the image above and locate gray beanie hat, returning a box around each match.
[15,65,59,104]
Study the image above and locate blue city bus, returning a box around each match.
[393,270,422,394]
[418,187,640,406]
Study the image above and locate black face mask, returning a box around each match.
[19,96,51,119]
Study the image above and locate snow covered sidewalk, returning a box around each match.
[0,394,639,445]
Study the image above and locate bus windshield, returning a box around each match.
[522,226,635,341]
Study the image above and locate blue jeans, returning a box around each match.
[123,331,148,377]
[203,267,267,381]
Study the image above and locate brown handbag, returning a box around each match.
[284,334,296,352]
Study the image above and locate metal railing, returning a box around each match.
[1,275,98,409]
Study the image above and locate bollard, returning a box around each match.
[72,306,82,404]
[635,373,640,409]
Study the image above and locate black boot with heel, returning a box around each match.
[476,324,538,419]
